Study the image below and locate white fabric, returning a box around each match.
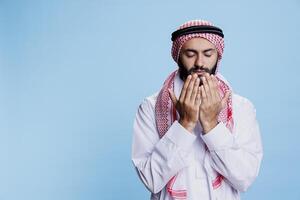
[131,72,263,200]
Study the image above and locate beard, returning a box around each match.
[178,59,218,85]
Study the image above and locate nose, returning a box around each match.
[195,55,204,68]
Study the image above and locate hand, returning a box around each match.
[168,74,201,133]
[199,73,230,134]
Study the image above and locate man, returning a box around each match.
[131,19,263,200]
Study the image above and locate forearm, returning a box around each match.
[201,122,263,192]
[132,121,196,193]
[208,146,263,191]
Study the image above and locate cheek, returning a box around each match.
[207,55,218,67]
[181,56,195,69]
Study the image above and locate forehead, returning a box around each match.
[181,37,216,51]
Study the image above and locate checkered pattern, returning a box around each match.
[171,19,225,72]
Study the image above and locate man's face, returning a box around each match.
[178,37,219,82]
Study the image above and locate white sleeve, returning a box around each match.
[131,98,197,194]
[200,98,263,192]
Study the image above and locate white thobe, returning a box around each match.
[131,72,263,200]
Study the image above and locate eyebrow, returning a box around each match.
[203,48,215,53]
[185,48,215,53]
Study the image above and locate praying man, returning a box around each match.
[131,19,263,200]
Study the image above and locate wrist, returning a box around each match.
[179,119,196,133]
[202,120,218,134]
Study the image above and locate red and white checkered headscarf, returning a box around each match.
[171,19,225,73]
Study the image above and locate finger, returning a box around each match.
[221,90,231,109]
[201,74,211,100]
[168,88,177,106]
[211,75,221,101]
[185,73,198,101]
[179,75,192,102]
[190,77,200,104]
[205,73,216,100]
[200,85,207,103]
[195,86,201,106]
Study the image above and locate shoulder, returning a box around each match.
[135,91,160,120]
[232,93,257,123]
[232,93,255,111]
[138,91,159,111]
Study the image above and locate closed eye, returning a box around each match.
[187,53,195,57]
[203,49,215,57]
[185,50,196,57]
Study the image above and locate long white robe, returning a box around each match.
[131,72,263,200]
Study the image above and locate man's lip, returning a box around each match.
[194,70,206,75]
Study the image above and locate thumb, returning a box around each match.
[221,90,231,109]
[168,88,177,106]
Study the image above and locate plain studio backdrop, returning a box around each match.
[0,0,299,199]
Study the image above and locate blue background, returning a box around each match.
[1,0,299,199]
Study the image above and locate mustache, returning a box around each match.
[177,58,218,83]
[186,67,213,86]
[187,67,211,75]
